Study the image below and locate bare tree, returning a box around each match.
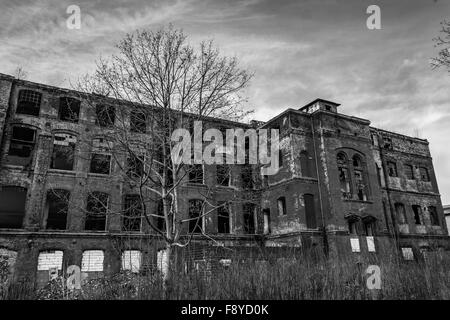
[14,66,28,80]
[74,25,254,284]
[432,20,450,70]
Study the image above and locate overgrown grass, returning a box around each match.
[2,250,450,300]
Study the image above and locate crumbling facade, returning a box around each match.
[0,73,448,287]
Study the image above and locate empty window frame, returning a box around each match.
[412,205,422,225]
[300,151,313,177]
[130,110,146,133]
[428,206,439,226]
[155,200,166,232]
[387,161,398,177]
[85,192,108,231]
[127,154,144,179]
[16,90,41,116]
[121,250,142,273]
[241,165,253,189]
[188,199,204,234]
[217,202,230,234]
[0,186,27,229]
[419,167,430,182]
[7,126,36,166]
[90,138,111,175]
[95,104,115,127]
[37,250,63,271]
[45,189,69,230]
[404,164,415,180]
[304,194,317,229]
[51,133,76,170]
[188,164,204,184]
[81,250,104,272]
[243,203,255,234]
[353,154,368,201]
[337,152,351,199]
[263,208,271,234]
[348,220,358,236]
[395,203,407,224]
[123,195,142,232]
[277,197,286,216]
[216,164,230,186]
[59,97,80,122]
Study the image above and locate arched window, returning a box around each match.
[352,154,368,201]
[337,152,351,199]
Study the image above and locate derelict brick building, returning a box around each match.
[0,73,448,287]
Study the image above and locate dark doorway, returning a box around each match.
[0,186,27,228]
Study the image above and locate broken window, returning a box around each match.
[304,194,317,229]
[59,97,80,122]
[122,250,142,273]
[81,250,104,272]
[278,149,283,167]
[404,164,414,180]
[188,199,204,234]
[277,197,286,216]
[353,154,368,201]
[85,192,108,231]
[6,126,36,166]
[412,205,422,225]
[243,203,255,234]
[45,189,69,230]
[217,202,230,234]
[90,138,111,175]
[395,203,407,224]
[0,186,26,229]
[263,208,271,234]
[51,133,76,171]
[16,90,41,116]
[241,165,253,189]
[387,161,398,177]
[419,167,430,182]
[155,200,166,232]
[300,151,313,177]
[127,154,144,179]
[123,195,142,232]
[216,164,230,186]
[188,164,204,184]
[363,219,376,236]
[428,206,439,226]
[95,104,115,127]
[337,152,351,199]
[130,109,146,133]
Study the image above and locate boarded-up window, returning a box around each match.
[401,247,414,261]
[81,250,104,272]
[243,203,255,234]
[188,199,203,233]
[95,104,115,127]
[122,250,141,273]
[46,189,69,230]
[51,133,76,170]
[16,90,42,116]
[85,192,108,231]
[404,164,414,180]
[217,202,230,234]
[0,186,26,229]
[59,97,80,122]
[37,250,63,271]
[123,195,142,232]
[304,194,317,229]
[7,126,36,166]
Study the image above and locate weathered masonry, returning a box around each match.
[0,73,449,287]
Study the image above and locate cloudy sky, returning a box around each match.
[1,0,449,203]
